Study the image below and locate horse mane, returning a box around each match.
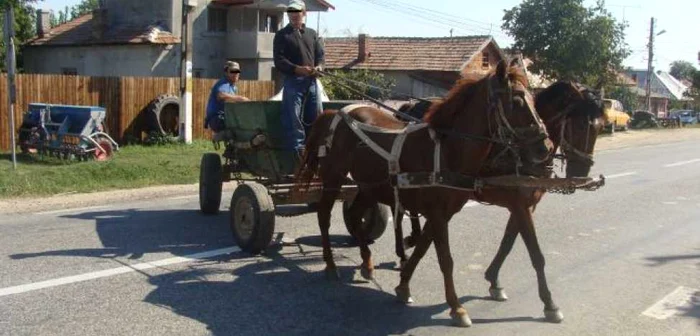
[424,66,528,129]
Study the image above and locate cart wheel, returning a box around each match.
[94,138,114,161]
[230,183,275,254]
[199,153,223,215]
[343,201,390,242]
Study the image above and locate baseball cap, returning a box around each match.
[287,0,305,12]
[224,61,241,72]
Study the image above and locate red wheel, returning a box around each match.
[94,138,114,161]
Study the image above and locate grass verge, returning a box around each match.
[1,140,217,199]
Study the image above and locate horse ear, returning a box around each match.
[509,57,520,69]
[496,60,508,83]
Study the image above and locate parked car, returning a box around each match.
[670,110,698,125]
[602,99,631,131]
[630,110,659,129]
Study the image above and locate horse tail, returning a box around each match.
[292,111,336,199]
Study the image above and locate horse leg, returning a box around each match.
[432,217,472,327]
[514,206,563,323]
[404,211,422,249]
[347,192,376,280]
[318,180,342,281]
[395,221,433,304]
[484,213,519,302]
[394,209,409,269]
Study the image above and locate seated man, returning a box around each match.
[204,61,250,135]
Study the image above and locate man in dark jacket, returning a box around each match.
[273,0,324,151]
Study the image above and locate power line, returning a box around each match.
[348,0,512,40]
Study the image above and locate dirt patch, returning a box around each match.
[2,128,699,215]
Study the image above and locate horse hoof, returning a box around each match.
[544,308,564,323]
[450,309,472,328]
[360,267,374,280]
[325,267,340,281]
[489,287,508,302]
[395,285,414,304]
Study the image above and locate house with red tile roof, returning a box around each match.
[23,0,334,80]
[322,34,506,98]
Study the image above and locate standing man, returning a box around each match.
[205,61,250,133]
[273,0,325,151]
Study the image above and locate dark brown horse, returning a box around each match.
[390,80,605,323]
[295,60,551,327]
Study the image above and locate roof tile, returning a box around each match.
[27,14,180,46]
[323,36,492,72]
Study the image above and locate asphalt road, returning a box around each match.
[1,139,699,336]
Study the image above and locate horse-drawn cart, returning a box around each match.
[199,101,391,254]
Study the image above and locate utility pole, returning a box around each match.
[4,6,18,169]
[645,17,654,114]
[179,0,196,144]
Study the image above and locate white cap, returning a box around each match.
[287,0,306,11]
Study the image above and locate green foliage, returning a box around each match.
[50,0,98,27]
[502,0,630,87]
[669,60,697,81]
[606,86,637,112]
[144,131,178,146]
[0,0,39,71]
[319,69,396,101]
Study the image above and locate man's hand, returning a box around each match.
[294,66,315,77]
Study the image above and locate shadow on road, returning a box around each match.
[142,247,536,336]
[645,253,700,267]
[10,209,233,260]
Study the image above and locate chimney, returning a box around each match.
[91,8,108,40]
[36,9,51,38]
[358,34,368,62]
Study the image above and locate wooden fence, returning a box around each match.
[0,74,276,151]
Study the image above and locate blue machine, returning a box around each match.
[18,104,120,161]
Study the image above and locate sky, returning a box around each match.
[38,0,700,72]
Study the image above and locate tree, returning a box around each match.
[669,60,697,81]
[1,0,40,71]
[502,0,629,87]
[606,86,637,113]
[50,0,97,27]
[319,69,396,101]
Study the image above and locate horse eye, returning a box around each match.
[513,96,525,109]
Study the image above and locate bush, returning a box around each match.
[320,69,396,101]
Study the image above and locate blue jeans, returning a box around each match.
[280,76,321,150]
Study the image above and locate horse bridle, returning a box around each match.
[549,91,598,166]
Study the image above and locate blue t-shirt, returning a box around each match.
[205,78,237,126]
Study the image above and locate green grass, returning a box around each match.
[0,140,218,199]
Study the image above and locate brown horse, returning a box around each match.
[295,60,551,327]
[390,80,605,323]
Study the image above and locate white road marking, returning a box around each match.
[605,172,638,179]
[0,247,240,297]
[662,202,678,205]
[34,206,108,216]
[642,286,699,320]
[664,159,700,168]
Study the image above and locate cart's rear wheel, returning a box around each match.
[199,153,223,215]
[343,201,390,242]
[230,183,275,254]
[94,137,114,161]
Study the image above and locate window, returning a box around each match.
[263,14,279,33]
[61,68,77,76]
[481,52,490,68]
[208,7,227,32]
